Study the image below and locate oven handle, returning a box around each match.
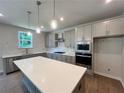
[76,55,91,58]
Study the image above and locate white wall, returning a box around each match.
[0,24,45,72]
[122,37,124,87]
[94,37,122,80]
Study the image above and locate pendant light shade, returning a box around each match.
[36,27,41,34]
[51,19,57,29]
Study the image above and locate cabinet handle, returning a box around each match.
[79,83,82,91]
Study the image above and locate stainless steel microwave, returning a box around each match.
[76,42,91,53]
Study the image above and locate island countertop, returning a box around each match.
[14,56,87,93]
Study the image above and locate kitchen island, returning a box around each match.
[14,56,87,93]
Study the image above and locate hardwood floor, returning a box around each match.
[84,74,124,93]
[0,72,123,93]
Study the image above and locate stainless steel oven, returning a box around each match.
[76,52,92,66]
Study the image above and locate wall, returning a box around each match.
[122,37,124,87]
[94,37,122,80]
[0,24,45,72]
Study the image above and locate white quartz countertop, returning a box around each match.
[2,52,45,58]
[14,57,86,93]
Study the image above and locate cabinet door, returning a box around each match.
[72,76,85,93]
[65,31,71,48]
[61,55,66,62]
[7,58,15,73]
[76,27,83,41]
[70,30,75,49]
[93,22,107,37]
[108,18,124,36]
[48,33,55,48]
[84,25,92,41]
[71,56,75,64]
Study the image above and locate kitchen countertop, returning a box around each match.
[14,56,86,93]
[47,48,75,57]
[2,52,46,59]
[47,51,75,57]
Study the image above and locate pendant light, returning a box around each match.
[36,0,42,34]
[27,11,32,36]
[51,0,58,29]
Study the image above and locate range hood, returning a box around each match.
[55,33,65,42]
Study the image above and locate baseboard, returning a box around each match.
[94,71,121,81]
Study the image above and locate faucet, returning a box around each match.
[25,49,29,55]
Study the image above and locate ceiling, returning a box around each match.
[0,0,124,31]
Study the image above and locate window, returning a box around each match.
[18,31,33,48]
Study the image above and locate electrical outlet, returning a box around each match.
[107,68,111,72]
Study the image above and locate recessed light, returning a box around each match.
[41,26,44,29]
[0,13,4,17]
[60,17,64,21]
[105,0,112,4]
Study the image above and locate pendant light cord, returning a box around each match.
[38,3,40,26]
[27,11,31,28]
[36,0,41,27]
[53,0,55,17]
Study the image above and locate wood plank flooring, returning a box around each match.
[0,72,123,93]
[84,74,124,93]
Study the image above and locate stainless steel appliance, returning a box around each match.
[76,41,92,68]
[76,41,91,53]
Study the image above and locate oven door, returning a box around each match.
[76,54,92,66]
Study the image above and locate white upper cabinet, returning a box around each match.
[93,22,107,37]
[76,24,92,41]
[84,25,92,41]
[76,27,84,41]
[48,33,55,48]
[107,18,124,36]
[93,17,124,37]
[65,29,75,48]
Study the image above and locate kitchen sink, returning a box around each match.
[54,52,65,54]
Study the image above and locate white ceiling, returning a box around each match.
[0,0,124,31]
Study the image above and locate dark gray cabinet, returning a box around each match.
[3,57,20,74]
[22,74,41,93]
[3,53,47,74]
[47,53,75,65]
